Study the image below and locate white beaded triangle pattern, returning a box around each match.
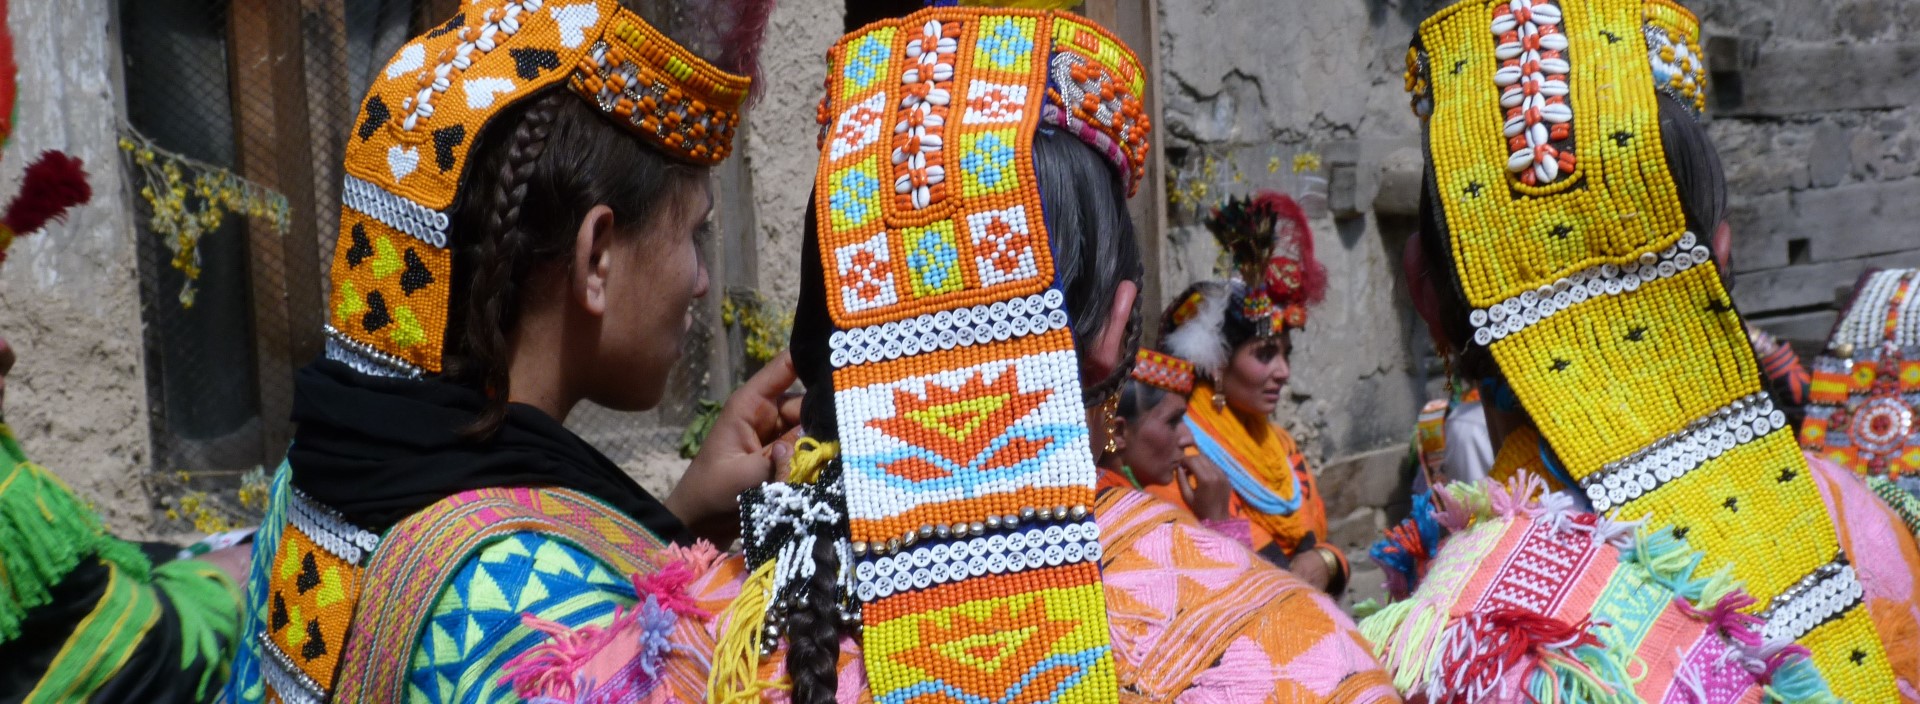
[1471,231,1709,348]
[1831,269,1920,351]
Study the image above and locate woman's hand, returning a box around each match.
[1288,546,1332,592]
[1177,454,1235,523]
[667,351,803,546]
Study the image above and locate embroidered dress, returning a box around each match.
[0,424,242,704]
[647,483,1397,704]
[1145,382,1332,566]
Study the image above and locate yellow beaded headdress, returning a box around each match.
[1802,268,1920,483]
[1410,0,1894,696]
[1132,349,1195,396]
[325,0,749,377]
[812,7,1146,701]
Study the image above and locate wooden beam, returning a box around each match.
[1083,0,1167,340]
[227,0,322,466]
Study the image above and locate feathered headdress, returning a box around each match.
[0,0,92,266]
[1204,189,1326,334]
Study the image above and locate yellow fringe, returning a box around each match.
[788,438,838,486]
[706,438,840,702]
[708,559,779,703]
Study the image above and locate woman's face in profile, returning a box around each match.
[1221,331,1290,417]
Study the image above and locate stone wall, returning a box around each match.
[1691,0,1920,348]
[1155,0,1439,606]
[0,0,155,535]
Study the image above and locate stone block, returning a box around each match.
[1721,41,1920,116]
[1726,192,1795,273]
[1373,147,1425,218]
[1750,310,1840,349]
[1789,180,1920,262]
[1318,445,1412,520]
[1733,250,1920,314]
[1809,124,1851,188]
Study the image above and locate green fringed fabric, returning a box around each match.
[1867,475,1920,538]
[0,423,155,642]
[153,558,242,700]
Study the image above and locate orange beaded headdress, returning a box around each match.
[1411,0,1893,696]
[1802,268,1920,484]
[812,7,1146,702]
[324,0,750,377]
[1131,349,1195,396]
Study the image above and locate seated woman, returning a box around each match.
[1363,0,1919,699]
[1155,191,1348,592]
[226,3,1397,703]
[1096,349,1248,545]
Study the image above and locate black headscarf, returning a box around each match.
[287,359,690,544]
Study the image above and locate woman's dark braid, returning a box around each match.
[461,92,564,438]
[784,533,843,704]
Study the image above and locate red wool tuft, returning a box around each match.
[717,0,776,104]
[3,151,91,237]
[1252,190,1327,306]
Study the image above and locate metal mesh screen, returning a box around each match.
[119,0,728,492]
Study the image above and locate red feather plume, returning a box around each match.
[3,151,91,238]
[1252,190,1326,307]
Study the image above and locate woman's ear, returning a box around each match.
[1085,280,1139,383]
[572,204,618,316]
[1110,415,1130,454]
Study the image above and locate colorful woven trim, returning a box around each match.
[329,486,668,702]
[327,0,749,376]
[1411,0,1895,697]
[814,8,1144,702]
[1802,268,1920,481]
[1130,349,1193,395]
[1359,473,1836,704]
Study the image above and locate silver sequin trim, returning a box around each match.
[323,325,424,380]
[287,484,382,565]
[257,630,327,704]
[1759,555,1863,644]
[829,289,1068,368]
[851,519,1101,603]
[341,175,450,248]
[1471,232,1711,348]
[1581,392,1786,513]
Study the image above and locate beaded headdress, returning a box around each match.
[1409,0,1894,696]
[1159,191,1321,377]
[1131,349,1194,396]
[324,0,751,377]
[810,7,1147,701]
[1802,268,1920,486]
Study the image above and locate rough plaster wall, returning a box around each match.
[623,0,843,499]
[745,0,842,312]
[1686,0,1920,348]
[1157,0,1433,606]
[0,0,153,535]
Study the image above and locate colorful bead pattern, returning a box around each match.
[1644,0,1707,114]
[1492,0,1576,186]
[1413,0,1896,698]
[328,0,748,375]
[1131,349,1195,396]
[258,489,379,704]
[1802,268,1920,480]
[815,8,1144,703]
[739,460,856,642]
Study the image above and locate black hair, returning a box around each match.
[1117,377,1169,424]
[441,89,706,437]
[1417,92,1725,379]
[783,127,1145,704]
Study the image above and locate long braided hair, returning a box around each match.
[442,88,706,437]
